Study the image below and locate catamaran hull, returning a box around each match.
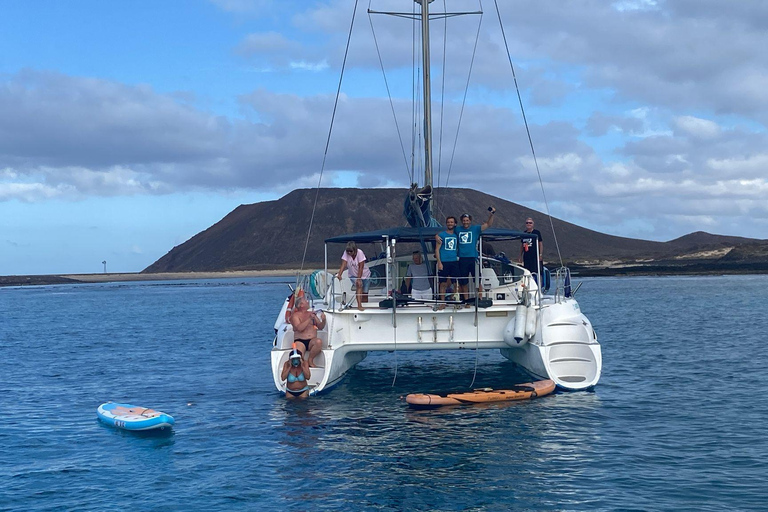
[271,296,600,393]
[271,326,368,396]
[500,299,601,390]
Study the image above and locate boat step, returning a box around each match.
[557,375,587,383]
[545,321,582,327]
[550,356,593,363]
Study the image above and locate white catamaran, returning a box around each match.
[271,0,602,395]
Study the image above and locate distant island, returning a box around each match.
[143,188,768,276]
[3,187,766,287]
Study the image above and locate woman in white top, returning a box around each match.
[336,241,371,311]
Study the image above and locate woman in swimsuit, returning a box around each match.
[281,349,311,399]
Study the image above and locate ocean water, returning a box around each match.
[1,275,767,511]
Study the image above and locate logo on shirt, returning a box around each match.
[444,238,456,251]
[459,231,473,244]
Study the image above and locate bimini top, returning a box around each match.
[325,227,528,244]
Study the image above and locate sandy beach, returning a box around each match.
[63,269,302,282]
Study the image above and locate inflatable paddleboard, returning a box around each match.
[405,379,555,408]
[97,402,175,431]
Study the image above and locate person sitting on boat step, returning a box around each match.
[289,296,325,367]
[336,241,371,311]
[435,216,459,309]
[405,251,433,301]
[281,349,311,399]
[457,208,495,304]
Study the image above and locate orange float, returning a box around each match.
[405,379,555,408]
[284,288,305,323]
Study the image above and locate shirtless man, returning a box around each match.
[289,296,326,367]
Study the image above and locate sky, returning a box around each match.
[2,0,768,275]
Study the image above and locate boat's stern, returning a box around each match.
[540,299,601,389]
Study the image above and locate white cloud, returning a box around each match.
[289,60,329,72]
[209,0,271,14]
[674,115,720,138]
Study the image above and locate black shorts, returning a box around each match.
[458,257,477,281]
[438,261,460,283]
[294,338,311,352]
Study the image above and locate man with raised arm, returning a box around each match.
[456,208,495,302]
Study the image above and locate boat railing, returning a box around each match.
[320,254,529,311]
[552,266,574,303]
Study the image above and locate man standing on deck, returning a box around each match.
[456,208,495,301]
[435,216,459,308]
[405,251,433,301]
[519,217,543,279]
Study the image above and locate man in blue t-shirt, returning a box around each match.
[456,208,495,301]
[435,216,459,308]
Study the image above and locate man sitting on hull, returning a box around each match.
[289,296,325,367]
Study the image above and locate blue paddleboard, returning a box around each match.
[97,402,175,431]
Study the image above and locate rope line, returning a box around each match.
[444,5,483,190]
[493,0,564,267]
[300,0,361,272]
[436,0,448,212]
[369,8,413,183]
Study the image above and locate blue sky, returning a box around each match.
[3,0,768,275]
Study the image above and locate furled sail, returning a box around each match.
[403,183,440,228]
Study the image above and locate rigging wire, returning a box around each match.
[435,0,448,213]
[493,0,564,267]
[369,7,413,183]
[300,0,361,272]
[443,4,483,191]
[411,1,418,182]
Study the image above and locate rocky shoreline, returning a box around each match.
[3,261,767,288]
[0,270,301,288]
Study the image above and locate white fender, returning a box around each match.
[503,305,528,346]
[524,305,537,338]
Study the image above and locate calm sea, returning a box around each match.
[1,275,767,511]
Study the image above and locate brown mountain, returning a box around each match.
[143,188,767,275]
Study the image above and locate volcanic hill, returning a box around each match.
[143,188,768,276]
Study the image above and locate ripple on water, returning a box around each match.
[2,276,768,511]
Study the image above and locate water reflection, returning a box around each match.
[261,353,606,509]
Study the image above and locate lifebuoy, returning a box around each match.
[284,288,305,323]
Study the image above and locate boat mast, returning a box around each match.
[419,0,434,194]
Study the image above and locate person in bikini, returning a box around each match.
[281,349,311,399]
[289,296,325,367]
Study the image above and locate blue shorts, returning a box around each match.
[458,257,477,281]
[438,261,459,283]
[351,277,371,293]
